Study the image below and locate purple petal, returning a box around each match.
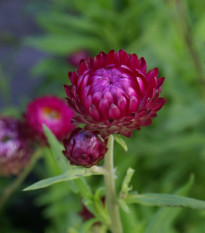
[129,54,139,68]
[117,96,127,114]
[64,85,73,99]
[92,91,102,107]
[137,77,145,93]
[129,96,139,113]
[146,68,158,81]
[98,98,110,120]
[138,57,146,73]
[84,95,92,112]
[77,60,87,75]
[156,77,165,89]
[89,104,101,121]
[119,50,129,65]
[109,104,121,119]
[103,92,114,103]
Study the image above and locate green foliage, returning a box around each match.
[1,0,205,232]
[43,125,69,172]
[113,134,128,152]
[126,193,205,210]
[35,126,107,231]
[144,175,194,233]
[24,0,205,230]
[25,35,103,55]
[24,168,103,191]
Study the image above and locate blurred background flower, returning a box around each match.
[0,117,33,176]
[26,95,75,142]
[67,49,90,67]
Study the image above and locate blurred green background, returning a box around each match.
[1,0,205,232]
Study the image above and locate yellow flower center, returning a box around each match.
[42,107,60,120]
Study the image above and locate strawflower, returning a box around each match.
[0,117,32,176]
[64,50,166,137]
[26,96,75,141]
[63,128,107,168]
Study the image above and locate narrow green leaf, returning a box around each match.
[120,167,135,198]
[126,191,205,210]
[144,175,194,233]
[68,228,79,233]
[119,199,130,214]
[75,178,93,200]
[93,187,110,225]
[113,134,128,152]
[79,218,101,233]
[24,168,101,191]
[43,125,94,198]
[43,125,69,172]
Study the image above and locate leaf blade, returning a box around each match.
[113,134,128,152]
[144,175,194,233]
[43,125,69,172]
[24,169,101,191]
[126,192,205,210]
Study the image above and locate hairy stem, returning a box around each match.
[104,135,123,233]
[0,149,42,210]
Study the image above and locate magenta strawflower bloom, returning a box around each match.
[64,50,166,137]
[0,117,32,176]
[63,128,107,168]
[26,96,75,141]
[68,50,90,67]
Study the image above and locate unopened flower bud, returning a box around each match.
[63,128,107,168]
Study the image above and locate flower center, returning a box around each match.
[102,68,122,85]
[91,68,128,94]
[42,107,60,120]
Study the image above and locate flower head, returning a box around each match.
[64,50,166,137]
[26,96,75,141]
[0,117,32,176]
[63,128,107,168]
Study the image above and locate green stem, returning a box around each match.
[0,149,42,210]
[104,135,123,233]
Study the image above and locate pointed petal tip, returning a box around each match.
[77,60,88,75]
[68,71,73,78]
[157,77,166,89]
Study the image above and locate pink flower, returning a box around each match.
[26,96,75,141]
[0,117,32,176]
[63,128,107,168]
[64,50,166,137]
